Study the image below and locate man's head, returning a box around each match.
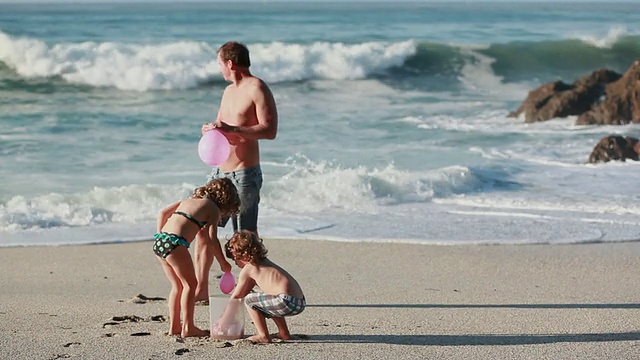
[217,41,250,81]
[217,41,250,68]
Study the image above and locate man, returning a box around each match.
[194,41,278,302]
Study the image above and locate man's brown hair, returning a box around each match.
[218,41,251,68]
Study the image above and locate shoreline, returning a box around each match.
[2,239,640,359]
[4,234,640,249]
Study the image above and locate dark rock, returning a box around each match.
[588,135,640,163]
[512,61,640,125]
[577,60,640,125]
[509,69,620,123]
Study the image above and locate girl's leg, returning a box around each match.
[166,247,208,337]
[245,305,270,343]
[158,258,182,335]
[193,228,214,302]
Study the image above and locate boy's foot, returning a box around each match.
[247,334,271,344]
[274,331,292,340]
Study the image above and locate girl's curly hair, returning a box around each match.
[192,178,240,216]
[225,230,268,265]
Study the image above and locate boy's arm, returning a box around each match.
[156,201,180,232]
[230,267,256,299]
[214,265,256,331]
[217,268,255,327]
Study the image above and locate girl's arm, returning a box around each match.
[156,201,181,233]
[206,224,232,273]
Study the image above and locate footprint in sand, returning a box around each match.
[119,294,166,304]
[130,332,152,336]
[112,315,144,322]
[49,354,71,359]
[195,299,209,306]
[149,315,166,322]
[233,339,255,348]
[102,314,165,328]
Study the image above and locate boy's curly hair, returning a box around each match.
[192,178,240,216]
[225,230,268,265]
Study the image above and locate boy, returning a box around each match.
[218,230,305,343]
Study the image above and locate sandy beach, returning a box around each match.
[1,239,639,359]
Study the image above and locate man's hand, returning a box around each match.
[214,120,238,133]
[201,122,217,134]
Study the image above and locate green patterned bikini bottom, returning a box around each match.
[152,232,190,258]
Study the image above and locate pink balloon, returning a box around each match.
[219,271,235,294]
[198,130,230,166]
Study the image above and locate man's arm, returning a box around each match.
[216,80,278,140]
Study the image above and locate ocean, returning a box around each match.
[2,1,640,247]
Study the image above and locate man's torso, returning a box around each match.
[219,78,261,172]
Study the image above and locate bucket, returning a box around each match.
[209,296,245,340]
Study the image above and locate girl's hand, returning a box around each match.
[219,258,232,273]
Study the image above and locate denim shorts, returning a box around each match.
[207,165,263,232]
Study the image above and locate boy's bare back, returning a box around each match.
[241,258,304,299]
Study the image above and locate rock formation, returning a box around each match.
[588,135,640,163]
[510,60,640,125]
[577,60,640,125]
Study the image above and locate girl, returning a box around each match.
[154,178,240,337]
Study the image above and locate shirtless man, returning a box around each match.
[194,41,278,302]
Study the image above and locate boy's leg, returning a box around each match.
[245,305,271,343]
[272,317,292,340]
